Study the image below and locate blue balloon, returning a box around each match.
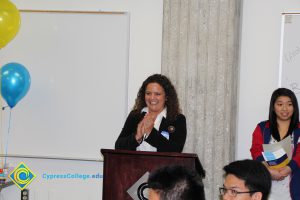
[1,62,31,108]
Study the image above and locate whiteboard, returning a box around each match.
[279,13,300,97]
[0,10,129,160]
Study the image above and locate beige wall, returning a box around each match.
[2,1,163,199]
[11,0,163,111]
[237,0,300,159]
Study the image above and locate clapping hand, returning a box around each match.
[135,113,155,143]
[141,113,155,134]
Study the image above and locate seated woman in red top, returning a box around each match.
[115,74,186,152]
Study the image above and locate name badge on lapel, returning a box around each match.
[161,131,170,140]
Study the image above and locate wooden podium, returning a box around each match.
[101,149,204,200]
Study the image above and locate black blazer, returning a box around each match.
[115,111,187,152]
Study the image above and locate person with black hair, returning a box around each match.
[220,159,271,200]
[250,88,300,200]
[147,165,205,200]
[115,74,186,152]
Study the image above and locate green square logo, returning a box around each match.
[9,162,36,190]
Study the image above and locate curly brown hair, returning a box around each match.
[132,74,181,121]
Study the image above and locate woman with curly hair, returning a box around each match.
[115,74,186,152]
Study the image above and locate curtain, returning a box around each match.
[161,0,242,199]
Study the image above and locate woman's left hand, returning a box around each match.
[279,166,292,177]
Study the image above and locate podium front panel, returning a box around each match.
[101,149,200,200]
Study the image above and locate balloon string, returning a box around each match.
[0,105,2,167]
[0,105,3,168]
[0,77,3,168]
[4,108,12,168]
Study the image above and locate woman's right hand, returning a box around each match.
[135,121,144,143]
[135,113,155,143]
[141,113,155,134]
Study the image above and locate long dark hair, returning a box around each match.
[132,74,181,121]
[269,88,299,141]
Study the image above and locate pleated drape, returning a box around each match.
[161,0,242,199]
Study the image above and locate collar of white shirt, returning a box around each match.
[141,107,167,130]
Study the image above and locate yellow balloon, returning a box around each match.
[0,0,21,48]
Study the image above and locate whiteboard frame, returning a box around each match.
[0,9,130,160]
[279,12,300,88]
